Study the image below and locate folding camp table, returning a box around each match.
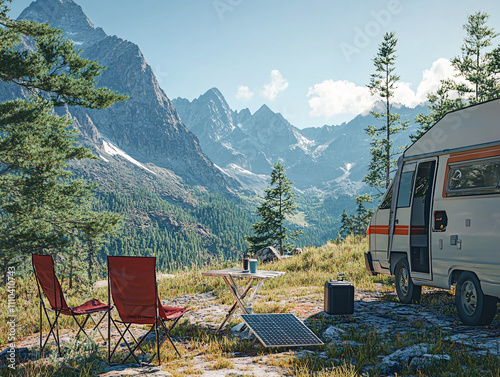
[202,268,285,333]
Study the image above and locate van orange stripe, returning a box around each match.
[448,145,500,164]
[367,225,410,235]
[443,145,500,197]
[367,225,389,235]
[394,225,409,235]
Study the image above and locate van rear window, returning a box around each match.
[446,158,500,197]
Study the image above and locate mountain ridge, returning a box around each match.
[173,88,427,195]
[17,0,242,197]
[1,0,256,267]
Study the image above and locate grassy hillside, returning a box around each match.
[0,236,376,346]
[2,237,498,376]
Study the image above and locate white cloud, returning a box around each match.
[392,81,421,108]
[416,58,462,98]
[235,85,254,101]
[307,80,375,118]
[262,70,289,101]
[308,58,462,119]
[392,58,462,106]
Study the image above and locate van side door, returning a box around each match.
[369,183,394,269]
[409,159,437,281]
[391,162,416,254]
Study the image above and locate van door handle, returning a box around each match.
[395,219,399,224]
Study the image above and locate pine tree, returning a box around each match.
[452,11,499,104]
[413,12,500,141]
[364,32,409,195]
[246,162,302,255]
[338,209,352,240]
[338,195,373,240]
[0,0,127,281]
[410,80,465,142]
[353,194,374,236]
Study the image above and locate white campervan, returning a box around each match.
[364,99,500,326]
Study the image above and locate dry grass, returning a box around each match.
[207,356,234,370]
[2,236,500,376]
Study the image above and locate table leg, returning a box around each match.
[216,302,238,334]
[244,279,266,307]
[227,275,256,313]
[215,277,256,334]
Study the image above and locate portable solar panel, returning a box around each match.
[240,313,323,347]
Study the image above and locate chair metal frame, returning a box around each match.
[107,256,188,365]
[32,254,110,356]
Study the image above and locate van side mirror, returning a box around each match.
[433,211,448,232]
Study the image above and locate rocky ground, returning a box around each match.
[2,286,500,376]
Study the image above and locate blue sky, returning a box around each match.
[8,0,500,128]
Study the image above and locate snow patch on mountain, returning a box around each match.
[312,142,331,159]
[102,140,157,175]
[222,163,269,195]
[341,162,355,173]
[338,162,355,180]
[225,164,268,178]
[291,130,315,152]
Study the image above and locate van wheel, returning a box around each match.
[395,259,422,304]
[455,272,497,326]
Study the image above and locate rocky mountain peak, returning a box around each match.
[201,87,225,102]
[173,88,238,139]
[253,104,274,117]
[18,0,107,49]
[235,108,251,125]
[12,0,241,196]
[200,88,233,120]
[243,104,295,136]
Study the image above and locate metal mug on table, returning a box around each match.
[249,259,257,273]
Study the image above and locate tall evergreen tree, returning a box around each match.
[364,32,409,195]
[0,0,127,280]
[410,80,465,142]
[413,12,500,141]
[338,209,350,241]
[338,195,373,240]
[246,162,301,255]
[352,195,373,236]
[452,11,499,103]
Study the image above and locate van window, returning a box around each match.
[446,158,500,197]
[380,184,393,209]
[397,171,415,207]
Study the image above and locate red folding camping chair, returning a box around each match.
[32,254,111,355]
[107,256,189,365]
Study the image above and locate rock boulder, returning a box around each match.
[254,246,282,263]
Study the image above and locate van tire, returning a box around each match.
[395,259,422,304]
[455,272,497,326]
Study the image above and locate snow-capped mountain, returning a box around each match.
[9,0,241,197]
[174,88,427,195]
